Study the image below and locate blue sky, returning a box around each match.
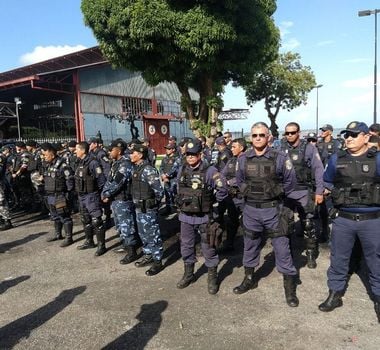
[0,0,378,133]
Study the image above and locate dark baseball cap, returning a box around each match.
[319,124,333,132]
[130,143,148,157]
[110,139,127,151]
[306,132,318,141]
[369,123,380,133]
[88,137,100,144]
[185,140,202,154]
[340,121,369,135]
[164,143,176,150]
[179,137,192,147]
[215,136,226,145]
[168,135,177,141]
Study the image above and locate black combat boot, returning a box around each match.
[306,249,317,269]
[47,221,64,242]
[177,263,196,289]
[233,267,258,294]
[207,266,219,295]
[0,219,13,231]
[374,296,380,323]
[120,246,138,264]
[77,225,96,250]
[145,260,163,276]
[283,275,299,307]
[318,290,343,312]
[135,254,154,267]
[94,228,106,256]
[60,222,74,247]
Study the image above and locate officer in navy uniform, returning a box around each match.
[11,141,33,210]
[130,144,165,276]
[89,137,112,226]
[43,144,75,247]
[0,149,12,231]
[218,137,247,253]
[75,141,107,256]
[319,121,380,323]
[142,138,157,167]
[278,122,325,269]
[234,122,299,307]
[101,140,138,264]
[198,136,212,164]
[214,136,233,171]
[176,139,228,294]
[159,143,181,215]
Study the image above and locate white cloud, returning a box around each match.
[19,45,87,65]
[279,21,294,38]
[341,75,372,89]
[316,40,334,47]
[281,38,300,51]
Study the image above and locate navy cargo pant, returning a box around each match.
[242,206,297,276]
[327,216,380,296]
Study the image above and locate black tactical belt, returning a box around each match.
[338,210,380,221]
[246,201,279,209]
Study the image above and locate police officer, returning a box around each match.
[75,141,107,256]
[218,137,247,253]
[198,135,212,164]
[142,138,157,167]
[278,122,325,269]
[317,124,342,166]
[43,144,74,246]
[11,141,34,210]
[234,122,299,307]
[101,140,138,264]
[214,136,233,171]
[130,144,164,276]
[0,148,12,230]
[65,140,79,213]
[223,131,233,150]
[319,121,380,323]
[159,143,181,215]
[176,139,228,294]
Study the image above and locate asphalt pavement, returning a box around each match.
[0,210,379,350]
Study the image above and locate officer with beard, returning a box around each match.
[176,139,228,294]
[319,121,380,323]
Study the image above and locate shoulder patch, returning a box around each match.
[95,167,103,174]
[285,159,293,170]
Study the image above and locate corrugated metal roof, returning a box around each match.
[0,46,106,84]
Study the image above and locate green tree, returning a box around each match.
[243,52,316,138]
[81,0,279,136]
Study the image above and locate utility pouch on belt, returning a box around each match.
[328,207,339,219]
[267,205,294,238]
[206,221,223,248]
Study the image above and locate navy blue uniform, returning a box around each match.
[323,150,380,296]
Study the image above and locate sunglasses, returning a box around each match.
[343,132,361,139]
[251,133,267,138]
[284,131,298,136]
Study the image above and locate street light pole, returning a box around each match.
[315,84,323,134]
[358,9,380,124]
[14,97,21,140]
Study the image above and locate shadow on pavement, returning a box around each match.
[0,286,86,349]
[0,275,31,295]
[101,300,168,350]
[0,232,47,253]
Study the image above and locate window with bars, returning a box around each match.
[122,96,152,116]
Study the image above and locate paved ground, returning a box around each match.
[0,210,379,350]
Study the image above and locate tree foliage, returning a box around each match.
[81,0,279,136]
[243,51,316,138]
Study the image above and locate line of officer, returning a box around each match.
[101,139,138,264]
[278,122,325,269]
[218,137,247,253]
[75,141,107,256]
[234,122,299,307]
[42,143,75,247]
[176,139,228,295]
[130,143,164,276]
[319,121,380,323]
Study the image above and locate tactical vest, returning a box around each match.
[44,158,66,194]
[177,163,214,214]
[109,159,132,201]
[317,140,335,157]
[224,157,238,181]
[131,163,155,200]
[244,150,283,203]
[75,158,98,194]
[331,151,380,207]
[161,156,176,174]
[281,140,312,185]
